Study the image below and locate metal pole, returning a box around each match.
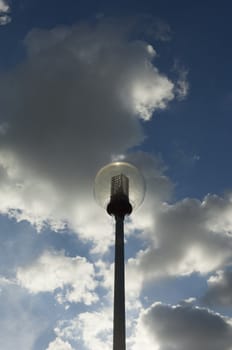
[113,215,126,350]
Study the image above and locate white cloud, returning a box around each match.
[183,297,197,304]
[130,72,174,120]
[17,250,98,305]
[52,256,145,350]
[0,0,9,13]
[96,259,143,311]
[46,337,74,350]
[55,309,113,350]
[0,0,11,25]
[132,302,232,350]
[0,19,181,252]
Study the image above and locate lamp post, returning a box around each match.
[94,162,145,350]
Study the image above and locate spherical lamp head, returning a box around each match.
[94,162,145,217]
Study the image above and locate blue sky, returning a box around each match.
[1,1,232,349]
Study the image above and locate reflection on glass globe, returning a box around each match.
[94,162,145,213]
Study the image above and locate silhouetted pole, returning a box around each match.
[107,174,132,350]
[113,215,125,350]
[94,163,145,350]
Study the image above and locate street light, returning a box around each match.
[94,162,145,350]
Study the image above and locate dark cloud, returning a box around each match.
[202,270,232,307]
[143,303,232,350]
[0,18,176,240]
[128,194,232,280]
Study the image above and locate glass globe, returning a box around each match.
[94,162,145,212]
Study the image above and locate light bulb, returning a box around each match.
[94,162,145,215]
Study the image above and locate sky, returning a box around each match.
[1,0,232,349]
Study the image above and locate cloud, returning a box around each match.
[0,283,53,350]
[54,301,232,350]
[0,15,10,25]
[150,18,172,41]
[55,309,113,350]
[172,61,189,100]
[202,269,232,307]
[128,194,232,283]
[132,302,232,350]
[0,0,9,13]
[125,151,173,234]
[16,250,98,305]
[0,18,180,251]
[95,258,142,312]
[0,0,11,25]
[46,338,74,350]
[0,275,14,286]
[175,68,189,100]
